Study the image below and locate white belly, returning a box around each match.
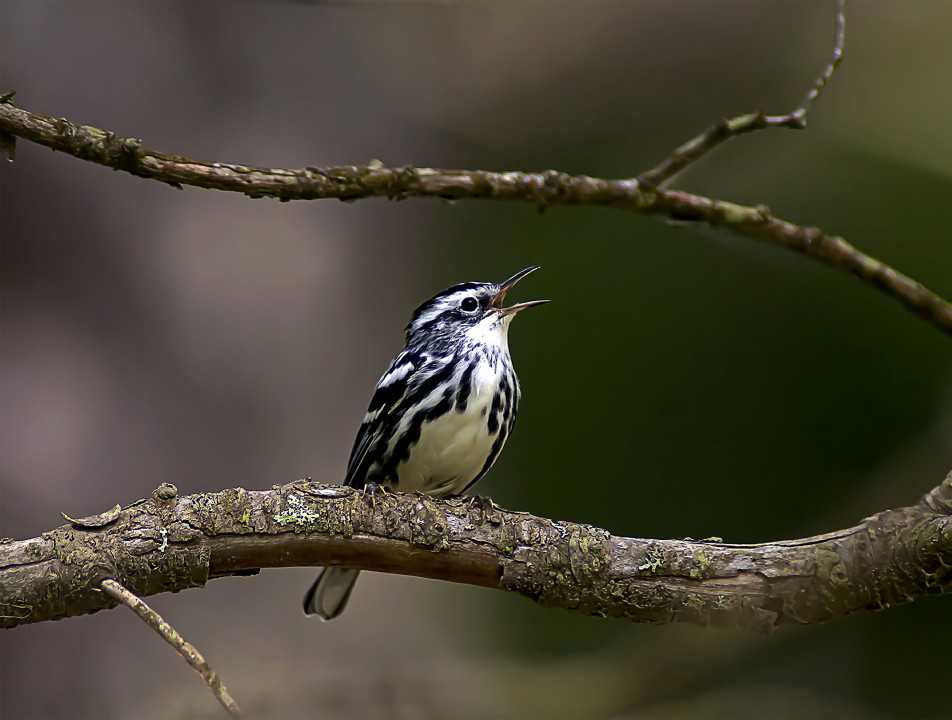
[395,359,503,495]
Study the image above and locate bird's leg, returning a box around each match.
[467,494,499,512]
[361,481,389,512]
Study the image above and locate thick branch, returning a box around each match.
[0,99,950,336]
[4,475,952,632]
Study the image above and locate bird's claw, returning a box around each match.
[361,482,389,511]
[467,495,502,523]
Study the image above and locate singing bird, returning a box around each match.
[303,266,549,619]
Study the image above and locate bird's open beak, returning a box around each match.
[492,266,550,316]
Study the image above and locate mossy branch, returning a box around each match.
[4,474,952,632]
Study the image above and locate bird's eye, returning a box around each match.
[460,296,479,313]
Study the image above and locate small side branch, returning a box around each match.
[100,578,242,718]
[638,0,847,187]
[794,0,847,126]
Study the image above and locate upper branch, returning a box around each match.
[4,473,952,633]
[1,98,950,336]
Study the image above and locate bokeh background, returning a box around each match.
[3,1,952,718]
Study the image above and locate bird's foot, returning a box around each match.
[466,494,502,524]
[361,482,390,511]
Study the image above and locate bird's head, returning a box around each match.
[405,266,549,348]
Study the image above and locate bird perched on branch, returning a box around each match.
[303,266,549,619]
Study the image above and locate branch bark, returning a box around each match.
[4,475,952,633]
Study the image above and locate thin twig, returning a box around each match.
[637,0,847,188]
[794,0,847,126]
[100,578,242,718]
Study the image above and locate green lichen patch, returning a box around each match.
[637,545,666,574]
[688,549,713,580]
[272,489,355,538]
[217,487,255,533]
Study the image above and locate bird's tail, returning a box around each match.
[302,567,360,620]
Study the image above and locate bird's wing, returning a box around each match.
[343,349,422,488]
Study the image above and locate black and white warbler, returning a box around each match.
[303,266,549,619]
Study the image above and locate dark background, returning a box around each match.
[3,2,952,718]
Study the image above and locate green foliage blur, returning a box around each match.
[438,8,952,717]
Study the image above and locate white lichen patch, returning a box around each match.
[158,528,168,553]
[274,493,320,526]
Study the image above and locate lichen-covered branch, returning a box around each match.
[0,98,950,336]
[4,474,952,633]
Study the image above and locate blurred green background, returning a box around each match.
[2,2,952,719]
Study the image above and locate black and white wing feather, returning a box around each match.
[344,349,421,488]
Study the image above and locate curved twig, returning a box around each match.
[3,474,952,633]
[638,0,847,187]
